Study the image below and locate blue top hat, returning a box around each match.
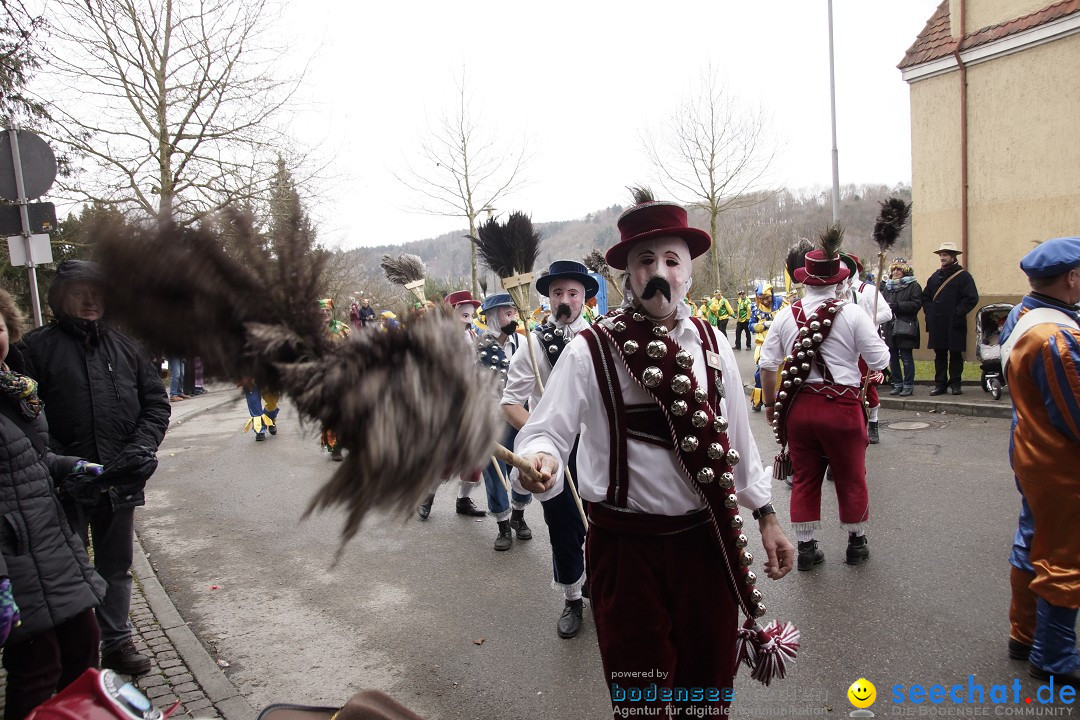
[480,292,515,314]
[534,260,600,299]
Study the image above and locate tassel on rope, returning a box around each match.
[772,449,792,482]
[736,618,801,686]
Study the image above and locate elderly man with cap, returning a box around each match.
[998,237,1080,686]
[503,260,595,638]
[416,291,488,519]
[759,242,890,572]
[475,293,533,551]
[11,259,171,675]
[923,242,980,395]
[515,190,795,712]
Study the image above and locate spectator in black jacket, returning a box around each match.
[358,298,377,328]
[10,260,171,676]
[0,289,107,719]
[923,243,980,395]
[882,259,923,397]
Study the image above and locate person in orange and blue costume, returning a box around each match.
[1000,236,1080,686]
[749,283,783,411]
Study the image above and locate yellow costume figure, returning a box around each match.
[749,284,783,410]
[242,381,279,441]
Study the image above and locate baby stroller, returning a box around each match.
[975,302,1014,400]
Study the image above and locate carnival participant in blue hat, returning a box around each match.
[473,293,533,551]
[513,189,796,713]
[998,236,1080,686]
[501,259,596,638]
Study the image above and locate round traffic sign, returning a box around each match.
[0,129,58,201]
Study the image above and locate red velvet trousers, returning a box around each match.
[787,389,870,528]
[587,511,738,716]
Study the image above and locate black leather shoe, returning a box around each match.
[867,421,880,444]
[929,386,948,396]
[1028,662,1080,686]
[268,423,277,435]
[950,386,963,395]
[797,540,824,571]
[255,432,266,442]
[846,533,870,565]
[1008,638,1033,661]
[557,599,584,639]
[417,494,435,520]
[494,520,513,551]
[510,509,532,540]
[101,639,151,676]
[455,497,486,517]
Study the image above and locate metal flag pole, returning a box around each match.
[828,0,841,224]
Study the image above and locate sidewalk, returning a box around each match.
[878,381,1012,419]
[0,386,253,720]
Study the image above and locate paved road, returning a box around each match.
[138,345,1077,719]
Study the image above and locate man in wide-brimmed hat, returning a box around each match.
[998,237,1080,685]
[759,244,890,572]
[923,242,979,395]
[502,259,597,639]
[514,190,794,712]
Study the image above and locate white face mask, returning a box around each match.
[624,236,693,322]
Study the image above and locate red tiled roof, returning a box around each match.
[899,0,952,69]
[898,0,1080,70]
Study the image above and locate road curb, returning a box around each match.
[878,396,1012,419]
[133,533,256,719]
[131,389,256,719]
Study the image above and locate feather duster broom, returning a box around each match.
[94,212,501,559]
[381,252,428,303]
[583,249,623,303]
[872,197,912,254]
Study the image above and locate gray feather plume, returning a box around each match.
[381,253,427,286]
[628,186,655,205]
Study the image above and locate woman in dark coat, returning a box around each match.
[0,290,106,720]
[882,259,923,396]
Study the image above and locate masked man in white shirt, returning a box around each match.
[515,190,795,714]
[759,247,890,572]
[839,253,893,444]
[502,260,597,639]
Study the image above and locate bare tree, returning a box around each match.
[43,0,303,227]
[396,70,528,296]
[646,66,776,290]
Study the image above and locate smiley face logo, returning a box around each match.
[847,678,877,709]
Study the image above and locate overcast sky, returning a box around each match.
[278,0,942,249]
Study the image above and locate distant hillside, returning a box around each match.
[325,184,912,315]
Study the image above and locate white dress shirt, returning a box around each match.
[854,281,893,325]
[501,314,592,410]
[513,317,773,515]
[759,285,891,385]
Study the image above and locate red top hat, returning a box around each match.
[444,290,481,309]
[793,250,850,286]
[605,201,711,271]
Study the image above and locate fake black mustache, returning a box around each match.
[555,303,572,320]
[641,277,672,302]
[500,321,518,335]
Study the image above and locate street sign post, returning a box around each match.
[1,129,59,327]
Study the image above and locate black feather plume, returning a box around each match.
[381,253,427,286]
[474,211,541,278]
[785,238,814,282]
[872,197,912,252]
[818,223,844,258]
